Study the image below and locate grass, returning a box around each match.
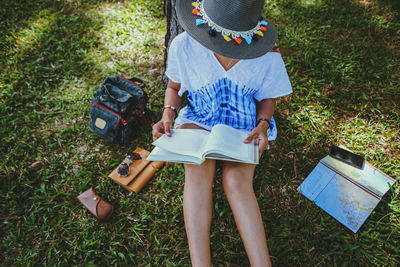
[1,0,399,265]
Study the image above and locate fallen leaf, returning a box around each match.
[281,109,290,116]
[326,89,336,96]
[29,161,43,171]
[359,0,374,8]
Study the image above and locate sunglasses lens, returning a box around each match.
[117,162,130,176]
[118,153,142,176]
[128,152,141,161]
[126,152,141,163]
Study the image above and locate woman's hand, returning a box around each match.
[152,108,176,141]
[152,80,182,141]
[243,121,269,155]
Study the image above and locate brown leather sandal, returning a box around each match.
[77,188,114,221]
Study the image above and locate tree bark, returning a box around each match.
[163,0,184,85]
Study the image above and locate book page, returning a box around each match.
[297,162,336,201]
[203,124,258,164]
[314,173,380,233]
[322,156,395,197]
[147,147,203,165]
[152,129,210,159]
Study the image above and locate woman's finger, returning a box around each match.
[152,121,164,140]
[152,123,162,134]
[164,120,172,137]
[152,127,164,141]
[243,132,256,143]
[258,138,269,151]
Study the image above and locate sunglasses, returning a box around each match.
[117,152,142,176]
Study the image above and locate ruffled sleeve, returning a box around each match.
[254,52,292,101]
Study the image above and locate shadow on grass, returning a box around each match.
[0,0,107,263]
[1,0,106,173]
[258,1,399,265]
[0,0,164,264]
[0,0,164,164]
[263,0,399,163]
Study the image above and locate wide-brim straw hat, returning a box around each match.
[176,0,278,59]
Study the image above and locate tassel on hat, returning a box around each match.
[191,1,268,45]
[234,38,242,44]
[196,19,206,26]
[192,8,200,15]
[243,35,252,45]
[223,35,232,42]
[256,31,264,37]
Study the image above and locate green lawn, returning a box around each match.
[1,0,399,265]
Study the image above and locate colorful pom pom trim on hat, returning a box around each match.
[191,0,268,45]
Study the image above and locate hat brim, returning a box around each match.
[176,0,278,59]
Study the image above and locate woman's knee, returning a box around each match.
[184,159,216,185]
[222,162,255,195]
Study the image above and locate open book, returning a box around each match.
[297,150,395,233]
[147,124,259,165]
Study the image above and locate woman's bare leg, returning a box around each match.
[222,161,271,267]
[179,123,215,267]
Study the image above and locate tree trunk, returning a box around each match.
[163,0,183,85]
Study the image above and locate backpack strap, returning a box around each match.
[125,77,156,126]
[142,107,158,126]
[128,77,146,88]
[137,92,157,126]
[137,91,148,118]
